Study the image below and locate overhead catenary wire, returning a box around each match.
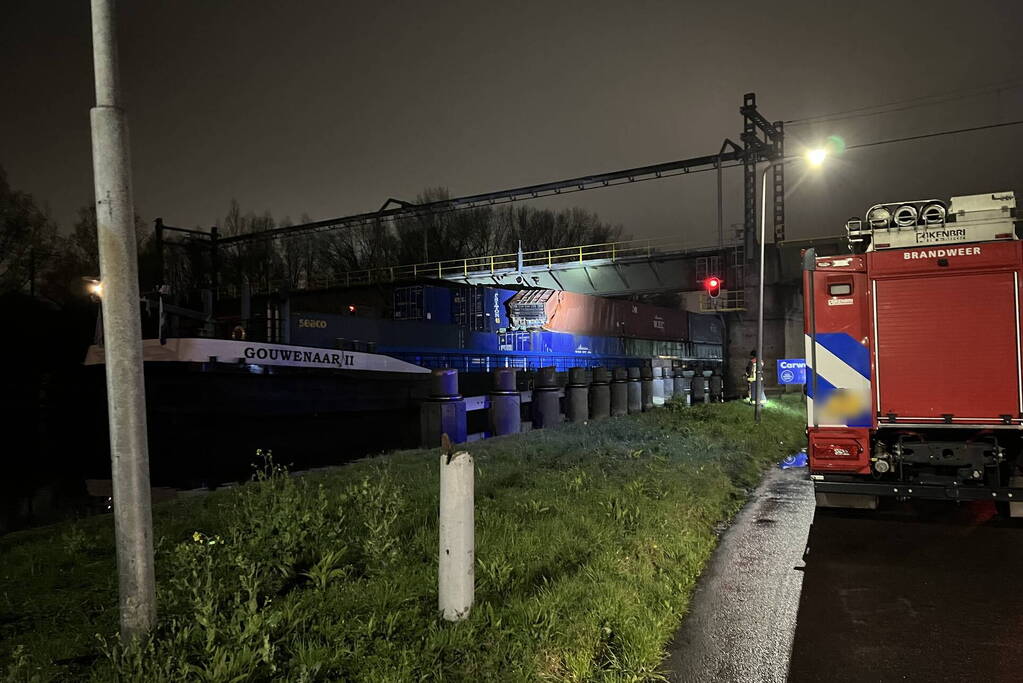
[211,158,746,246]
[784,76,1023,126]
[845,119,1023,151]
[178,116,1022,248]
[781,118,1023,161]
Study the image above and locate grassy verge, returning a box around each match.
[1,396,806,681]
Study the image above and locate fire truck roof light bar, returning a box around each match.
[847,191,1018,252]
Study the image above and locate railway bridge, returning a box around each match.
[242,237,748,311]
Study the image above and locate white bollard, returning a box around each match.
[439,450,474,621]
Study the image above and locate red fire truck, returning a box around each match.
[803,191,1023,513]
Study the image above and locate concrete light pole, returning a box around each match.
[89,0,156,638]
[755,149,826,423]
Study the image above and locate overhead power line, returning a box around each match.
[844,119,1023,151]
[212,151,746,246]
[785,76,1023,126]
[172,111,1019,248]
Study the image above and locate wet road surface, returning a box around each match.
[790,499,1023,682]
[663,468,815,682]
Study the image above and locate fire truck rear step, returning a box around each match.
[815,479,1023,506]
[815,492,878,509]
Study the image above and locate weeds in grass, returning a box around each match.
[1,397,806,681]
[347,472,404,574]
[2,645,39,683]
[564,467,589,493]
[517,499,551,515]
[601,494,641,533]
[300,549,349,590]
[58,523,88,558]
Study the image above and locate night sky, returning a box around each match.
[3,0,1022,246]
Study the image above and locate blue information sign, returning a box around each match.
[777,359,806,385]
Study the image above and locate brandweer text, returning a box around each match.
[903,246,981,259]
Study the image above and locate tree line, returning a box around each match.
[1,167,626,303]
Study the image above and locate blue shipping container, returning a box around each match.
[688,313,723,344]
[393,285,453,324]
[495,331,629,357]
[493,289,517,330]
[454,287,517,332]
[497,331,527,351]
[467,331,500,352]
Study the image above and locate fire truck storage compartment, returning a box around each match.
[873,269,1021,423]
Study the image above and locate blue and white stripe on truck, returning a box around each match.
[805,332,872,428]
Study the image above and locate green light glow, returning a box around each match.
[826,135,846,156]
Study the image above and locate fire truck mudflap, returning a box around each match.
[804,191,1023,513]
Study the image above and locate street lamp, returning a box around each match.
[754,148,827,423]
[84,277,104,299]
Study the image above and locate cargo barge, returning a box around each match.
[279,284,724,372]
[77,338,433,487]
[77,283,721,487]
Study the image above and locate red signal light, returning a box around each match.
[348,305,356,314]
[704,276,722,299]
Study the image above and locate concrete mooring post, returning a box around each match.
[489,367,521,436]
[701,371,713,404]
[610,367,629,417]
[532,366,562,429]
[641,366,655,412]
[90,0,155,640]
[709,373,724,403]
[627,367,642,414]
[663,367,675,400]
[674,368,686,404]
[439,450,474,621]
[421,369,467,447]
[566,367,590,423]
[589,367,611,419]
[652,367,665,406]
[689,370,704,404]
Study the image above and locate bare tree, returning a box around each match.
[0,166,57,295]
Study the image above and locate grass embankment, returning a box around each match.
[1,396,805,681]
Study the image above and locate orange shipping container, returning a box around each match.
[508,290,687,341]
[617,299,687,341]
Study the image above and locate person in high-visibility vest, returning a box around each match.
[745,350,760,404]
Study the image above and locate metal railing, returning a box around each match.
[699,289,746,312]
[218,237,722,297]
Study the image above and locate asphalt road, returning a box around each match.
[790,499,1023,682]
[664,470,1023,682]
[663,468,815,682]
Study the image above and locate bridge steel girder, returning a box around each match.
[439,247,732,297]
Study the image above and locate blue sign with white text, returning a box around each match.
[777,359,806,385]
